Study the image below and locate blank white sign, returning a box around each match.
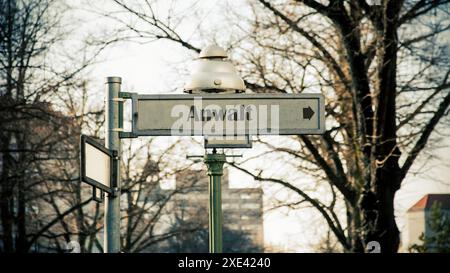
[85,142,110,187]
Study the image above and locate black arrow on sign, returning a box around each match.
[303,106,315,120]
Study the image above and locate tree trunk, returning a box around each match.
[364,1,403,253]
[0,132,14,253]
[16,133,27,253]
[373,166,401,253]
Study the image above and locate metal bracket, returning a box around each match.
[109,150,119,197]
[92,186,104,203]
[186,155,204,159]
[186,154,203,163]
[119,132,138,138]
[119,92,134,99]
[117,92,139,139]
[109,128,124,132]
[186,153,242,162]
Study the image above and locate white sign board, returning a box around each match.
[80,135,113,194]
[205,135,252,148]
[132,94,325,136]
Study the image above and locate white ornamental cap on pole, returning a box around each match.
[184,45,246,93]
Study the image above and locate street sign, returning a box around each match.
[131,93,325,136]
[80,135,115,194]
[205,135,252,149]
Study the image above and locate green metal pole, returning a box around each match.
[204,150,226,253]
[105,77,121,253]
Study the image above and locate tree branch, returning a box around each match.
[301,136,356,203]
[26,198,92,250]
[229,162,351,250]
[399,0,450,25]
[400,90,450,181]
[257,0,350,90]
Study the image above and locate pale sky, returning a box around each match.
[68,0,450,252]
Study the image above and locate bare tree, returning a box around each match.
[91,0,450,253]
[118,138,203,253]
[236,0,450,253]
[0,0,103,252]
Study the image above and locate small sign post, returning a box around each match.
[80,135,116,197]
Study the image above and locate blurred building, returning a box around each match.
[0,102,83,252]
[403,194,450,251]
[168,168,264,250]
